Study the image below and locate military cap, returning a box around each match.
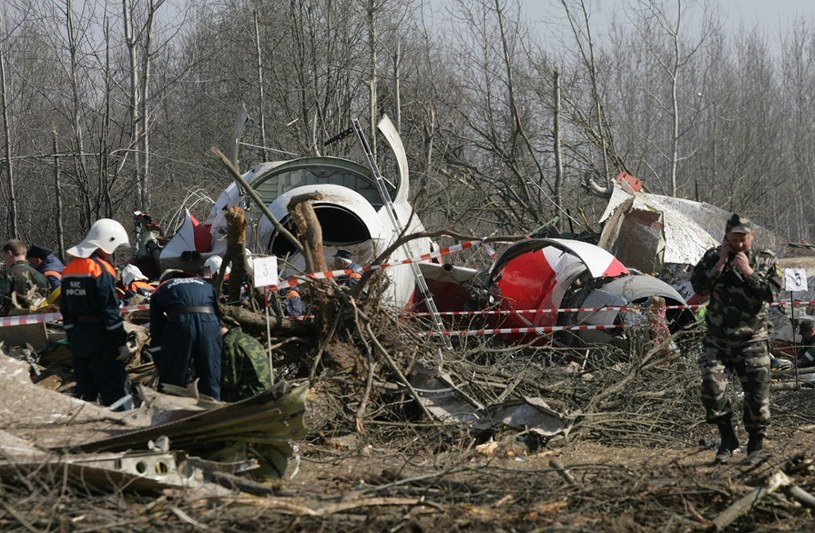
[334,249,352,260]
[798,319,815,334]
[725,213,753,234]
[26,244,52,260]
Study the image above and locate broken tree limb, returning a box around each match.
[770,381,813,392]
[308,298,344,383]
[211,147,304,256]
[353,300,376,431]
[288,192,333,337]
[710,470,792,531]
[221,305,311,337]
[220,206,250,304]
[236,496,430,517]
[548,459,578,487]
[785,484,815,511]
[288,192,325,274]
[365,322,434,421]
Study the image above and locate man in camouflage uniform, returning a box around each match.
[0,239,50,315]
[220,322,274,402]
[691,214,782,464]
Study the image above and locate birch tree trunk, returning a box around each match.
[367,0,378,159]
[254,8,268,159]
[122,0,142,210]
[66,0,92,226]
[0,9,17,237]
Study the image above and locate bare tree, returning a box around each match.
[0,8,18,237]
[123,0,166,212]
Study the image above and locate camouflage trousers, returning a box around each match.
[698,335,771,435]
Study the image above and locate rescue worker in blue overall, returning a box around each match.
[60,219,133,410]
[149,269,223,400]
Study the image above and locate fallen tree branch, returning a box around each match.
[710,470,791,531]
[365,322,434,421]
[549,459,578,487]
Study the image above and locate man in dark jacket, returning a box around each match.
[60,219,133,411]
[26,244,65,290]
[796,319,815,369]
[691,214,782,465]
[150,269,223,400]
[1,239,50,314]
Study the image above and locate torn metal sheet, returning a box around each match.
[409,361,483,424]
[599,182,718,271]
[0,450,235,494]
[599,179,791,272]
[473,397,573,438]
[70,381,308,479]
[408,362,573,439]
[0,321,50,352]
[56,450,204,490]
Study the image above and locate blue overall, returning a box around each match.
[150,277,223,400]
[60,255,132,410]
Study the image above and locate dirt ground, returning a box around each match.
[266,395,815,532]
[2,383,813,532]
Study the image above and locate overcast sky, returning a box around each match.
[522,0,815,42]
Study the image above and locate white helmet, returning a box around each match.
[67,218,130,258]
[204,255,230,275]
[121,264,148,286]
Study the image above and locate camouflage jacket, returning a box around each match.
[221,326,274,402]
[0,261,50,314]
[691,246,782,342]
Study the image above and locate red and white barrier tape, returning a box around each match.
[407,303,706,318]
[0,303,150,328]
[425,323,624,337]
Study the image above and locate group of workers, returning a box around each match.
[0,220,277,410]
[0,219,370,411]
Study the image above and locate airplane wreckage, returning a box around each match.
[2,115,813,493]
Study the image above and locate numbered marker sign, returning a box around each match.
[784,268,808,292]
[252,256,279,288]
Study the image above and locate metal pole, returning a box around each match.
[792,293,799,390]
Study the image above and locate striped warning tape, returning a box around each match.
[409,299,815,318]
[0,303,150,328]
[424,323,625,337]
[406,303,706,318]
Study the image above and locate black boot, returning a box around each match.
[715,420,740,464]
[744,432,766,465]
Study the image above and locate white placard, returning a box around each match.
[252,256,278,287]
[784,268,808,292]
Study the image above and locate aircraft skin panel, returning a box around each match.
[377,115,409,204]
[494,249,559,329]
[545,238,628,278]
[262,183,384,239]
[479,238,689,346]
[376,200,435,309]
